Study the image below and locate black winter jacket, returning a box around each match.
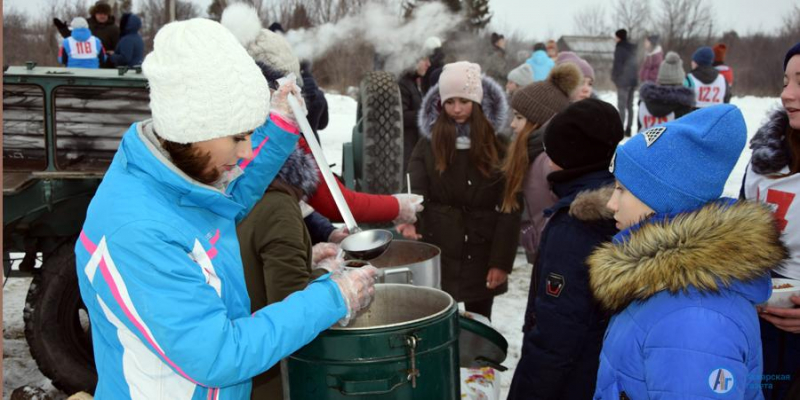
[612,40,638,87]
[508,170,617,400]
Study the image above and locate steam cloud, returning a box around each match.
[285,2,461,74]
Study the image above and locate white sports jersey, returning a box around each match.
[638,101,675,132]
[743,162,800,280]
[66,36,101,60]
[688,73,727,108]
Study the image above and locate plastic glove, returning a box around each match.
[328,227,350,244]
[392,194,424,225]
[331,265,378,326]
[270,74,307,125]
[396,223,422,240]
[315,257,344,274]
[312,242,339,265]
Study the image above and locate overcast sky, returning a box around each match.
[4,0,795,40]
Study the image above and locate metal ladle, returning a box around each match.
[287,95,392,261]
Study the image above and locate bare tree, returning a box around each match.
[780,4,800,38]
[655,0,715,54]
[140,0,200,52]
[611,0,651,40]
[572,4,610,36]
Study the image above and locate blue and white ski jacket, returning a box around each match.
[75,117,347,399]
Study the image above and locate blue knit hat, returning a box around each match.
[610,104,746,214]
[785,42,800,71]
[692,46,714,66]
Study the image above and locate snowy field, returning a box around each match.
[3,91,781,399]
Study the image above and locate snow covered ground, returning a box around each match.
[2,91,781,399]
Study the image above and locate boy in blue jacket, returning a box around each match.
[589,105,788,399]
[58,17,105,68]
[508,99,623,399]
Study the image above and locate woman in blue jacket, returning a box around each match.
[75,19,375,399]
[590,105,788,399]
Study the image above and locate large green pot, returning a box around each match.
[285,284,460,399]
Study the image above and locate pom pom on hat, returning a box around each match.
[221,4,301,84]
[510,62,582,127]
[438,61,483,104]
[611,105,746,214]
[142,18,270,144]
[657,51,686,86]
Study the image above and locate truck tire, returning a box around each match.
[359,71,404,195]
[24,241,97,395]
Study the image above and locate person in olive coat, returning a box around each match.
[399,62,520,320]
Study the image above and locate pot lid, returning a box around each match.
[458,313,508,370]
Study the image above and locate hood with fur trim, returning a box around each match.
[588,201,787,312]
[749,108,791,175]
[639,81,695,117]
[417,75,508,140]
[568,185,615,222]
[276,146,319,198]
[587,201,789,312]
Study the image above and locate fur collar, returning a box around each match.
[569,185,615,222]
[277,146,320,198]
[588,201,787,312]
[417,75,508,140]
[639,82,695,108]
[749,108,791,175]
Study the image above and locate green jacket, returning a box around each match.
[237,187,326,399]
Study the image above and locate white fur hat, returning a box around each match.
[142,18,269,144]
[221,4,301,82]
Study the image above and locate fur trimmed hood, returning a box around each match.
[276,146,319,198]
[569,185,615,222]
[588,201,788,312]
[749,108,791,175]
[417,75,509,140]
[639,82,695,116]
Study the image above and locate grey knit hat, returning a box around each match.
[507,63,534,87]
[657,51,686,86]
[510,62,582,127]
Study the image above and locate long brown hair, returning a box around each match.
[500,120,539,212]
[431,103,501,177]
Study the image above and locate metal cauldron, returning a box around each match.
[347,240,441,288]
[285,284,460,399]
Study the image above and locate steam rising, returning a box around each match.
[285,3,461,74]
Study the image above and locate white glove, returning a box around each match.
[271,74,307,124]
[331,266,378,326]
[311,242,339,265]
[392,194,424,225]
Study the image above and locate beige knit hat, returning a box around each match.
[142,18,269,144]
[221,3,302,83]
[510,62,582,127]
[439,61,483,104]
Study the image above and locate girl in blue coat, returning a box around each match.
[589,105,789,399]
[75,19,375,399]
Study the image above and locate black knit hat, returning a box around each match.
[615,29,627,41]
[544,98,623,182]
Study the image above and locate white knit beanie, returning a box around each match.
[439,61,483,104]
[142,18,269,144]
[220,4,301,82]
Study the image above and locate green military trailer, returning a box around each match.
[3,65,150,394]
